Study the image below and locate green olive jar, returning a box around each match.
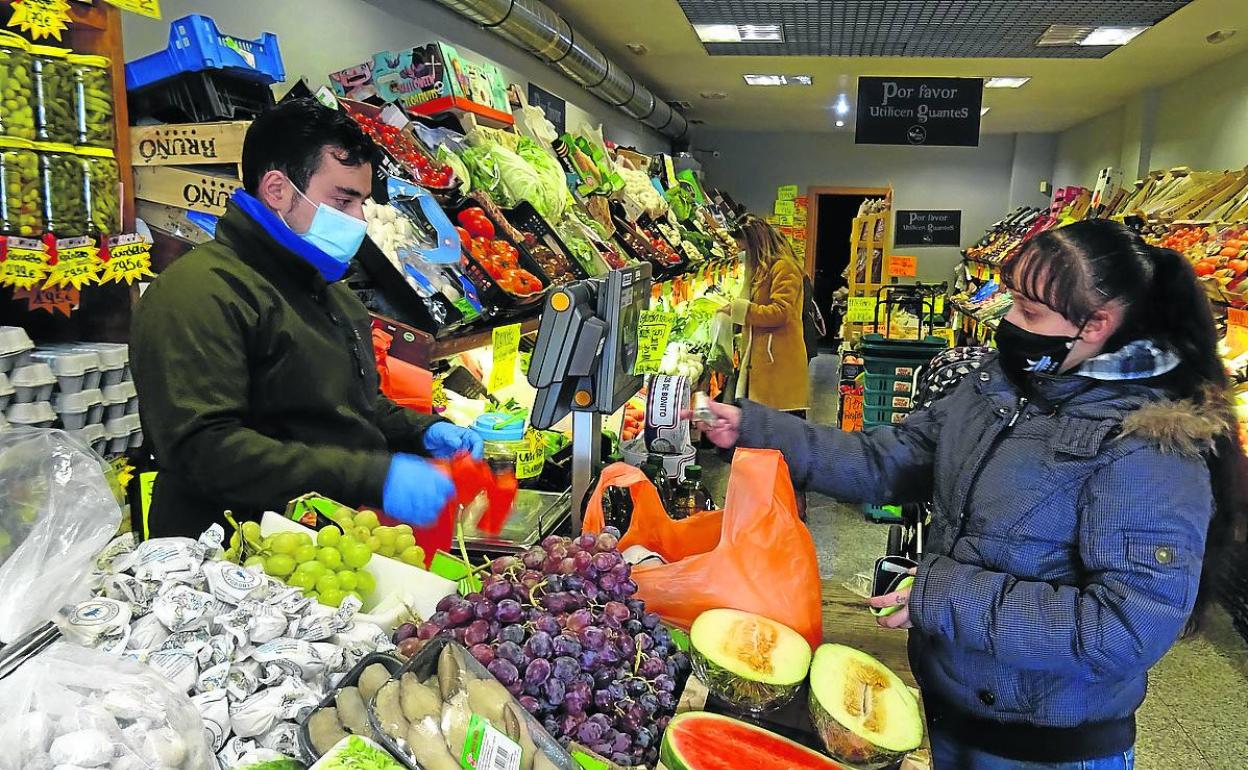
[68,54,115,149]
[0,33,36,142]
[77,146,120,235]
[0,137,43,236]
[36,141,88,236]
[32,45,76,145]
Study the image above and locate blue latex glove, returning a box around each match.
[423,421,484,460]
[382,453,455,527]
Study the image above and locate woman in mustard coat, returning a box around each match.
[728,217,811,412]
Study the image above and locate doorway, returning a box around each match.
[805,187,889,350]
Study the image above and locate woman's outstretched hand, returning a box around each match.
[682,400,742,449]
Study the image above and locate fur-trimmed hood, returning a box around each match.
[1120,386,1237,456]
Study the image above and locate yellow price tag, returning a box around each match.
[102,0,161,18]
[774,199,796,218]
[847,297,877,324]
[488,323,522,393]
[776,185,799,201]
[515,431,545,480]
[101,237,156,285]
[633,309,675,375]
[44,237,102,290]
[0,237,50,290]
[6,0,71,40]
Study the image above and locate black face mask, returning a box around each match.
[994,318,1081,390]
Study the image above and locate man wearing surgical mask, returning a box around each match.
[132,99,481,539]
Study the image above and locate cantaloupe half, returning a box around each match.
[808,644,923,769]
[689,608,812,712]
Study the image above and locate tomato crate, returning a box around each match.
[501,201,590,284]
[449,198,550,314]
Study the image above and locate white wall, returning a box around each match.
[121,0,670,153]
[694,129,1041,283]
[1009,133,1058,210]
[1053,47,1248,188]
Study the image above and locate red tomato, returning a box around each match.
[454,226,471,247]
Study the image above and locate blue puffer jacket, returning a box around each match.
[738,360,1220,747]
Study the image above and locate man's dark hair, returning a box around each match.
[241,98,376,194]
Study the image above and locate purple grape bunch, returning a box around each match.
[408,528,691,766]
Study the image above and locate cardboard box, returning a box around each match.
[134,167,242,217]
[372,42,512,116]
[329,61,378,101]
[130,121,250,167]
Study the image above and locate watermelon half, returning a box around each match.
[660,712,851,770]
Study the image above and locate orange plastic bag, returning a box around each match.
[373,328,433,413]
[583,448,823,648]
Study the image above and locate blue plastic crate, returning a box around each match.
[125,14,284,91]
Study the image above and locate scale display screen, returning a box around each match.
[596,263,652,414]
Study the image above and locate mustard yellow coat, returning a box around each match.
[731,259,810,411]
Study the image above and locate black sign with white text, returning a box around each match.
[895,210,962,246]
[856,77,982,147]
[528,84,566,136]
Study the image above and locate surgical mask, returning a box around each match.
[281,181,367,264]
[994,318,1082,389]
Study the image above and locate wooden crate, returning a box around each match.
[130,121,250,167]
[134,167,242,217]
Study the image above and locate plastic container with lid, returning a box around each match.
[102,379,136,421]
[10,362,55,403]
[36,141,88,236]
[7,400,56,428]
[0,371,13,412]
[105,412,141,454]
[0,33,35,141]
[32,45,75,144]
[71,341,127,385]
[30,347,100,392]
[0,325,34,374]
[77,146,120,235]
[68,422,107,455]
[53,388,103,429]
[0,137,43,236]
[0,411,9,432]
[471,412,544,485]
[68,53,114,148]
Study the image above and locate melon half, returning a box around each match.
[808,644,923,769]
[660,712,851,770]
[689,608,812,712]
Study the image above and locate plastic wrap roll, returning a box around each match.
[643,374,692,454]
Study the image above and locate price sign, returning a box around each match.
[101,236,156,285]
[846,297,878,324]
[6,0,71,40]
[776,185,799,201]
[515,431,545,480]
[44,237,101,290]
[889,255,918,277]
[487,323,521,393]
[776,212,795,227]
[1228,307,1248,353]
[633,310,675,375]
[841,391,864,432]
[774,199,796,218]
[0,237,49,290]
[102,0,161,18]
[1229,307,1248,330]
[13,285,77,316]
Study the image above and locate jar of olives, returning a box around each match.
[32,45,75,145]
[0,33,35,141]
[68,54,114,149]
[36,141,88,236]
[0,137,43,236]
[77,146,120,236]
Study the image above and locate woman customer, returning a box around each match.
[726,216,810,413]
[693,219,1241,769]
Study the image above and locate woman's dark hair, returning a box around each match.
[241,98,376,193]
[1003,218,1244,619]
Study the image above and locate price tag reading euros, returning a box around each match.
[889,255,918,277]
[633,310,675,375]
[460,714,522,770]
[846,297,878,324]
[0,237,50,290]
[6,0,71,40]
[45,237,102,290]
[488,323,522,393]
[101,236,156,285]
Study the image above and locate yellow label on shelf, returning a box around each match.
[487,323,521,393]
[774,199,796,217]
[776,185,799,201]
[6,0,70,40]
[633,309,675,375]
[100,237,156,285]
[44,239,101,290]
[102,0,161,19]
[847,297,877,324]
[0,237,49,290]
[776,212,795,227]
[515,431,545,480]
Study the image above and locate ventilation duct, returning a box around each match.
[428,0,688,140]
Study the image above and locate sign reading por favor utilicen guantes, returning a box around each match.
[856,77,983,147]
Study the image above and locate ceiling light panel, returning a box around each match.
[680,1,1191,59]
[743,74,789,86]
[985,76,1031,88]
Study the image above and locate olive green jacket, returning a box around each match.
[131,202,439,538]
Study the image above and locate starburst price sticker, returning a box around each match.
[101,235,156,285]
[6,0,71,40]
[0,237,50,290]
[45,236,102,290]
[12,285,77,316]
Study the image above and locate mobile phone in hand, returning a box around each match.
[871,556,917,617]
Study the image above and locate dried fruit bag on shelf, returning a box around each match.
[583,448,823,648]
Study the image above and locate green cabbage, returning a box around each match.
[436,145,471,195]
[459,145,512,205]
[516,138,571,220]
